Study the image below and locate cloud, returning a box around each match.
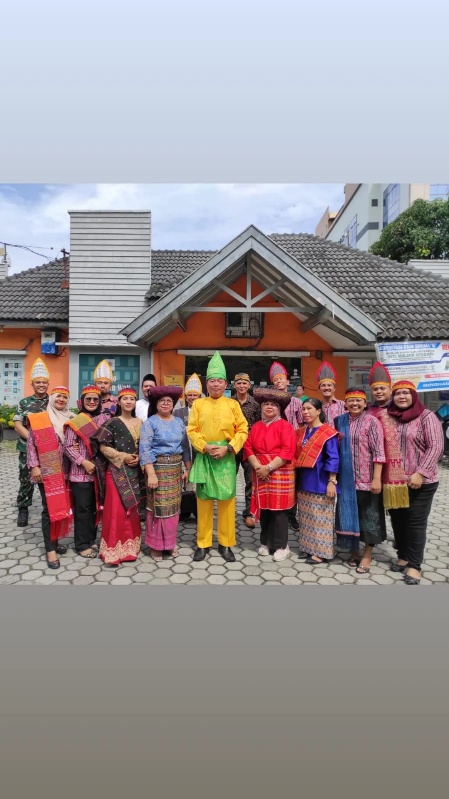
[0,183,344,274]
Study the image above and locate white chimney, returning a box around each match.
[0,246,10,280]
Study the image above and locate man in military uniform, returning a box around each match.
[13,358,50,527]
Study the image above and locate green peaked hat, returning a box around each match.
[206,351,227,380]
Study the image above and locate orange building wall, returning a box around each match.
[152,276,348,400]
[1,328,69,400]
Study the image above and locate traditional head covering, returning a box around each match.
[253,388,292,410]
[206,351,226,380]
[344,388,367,401]
[368,361,392,388]
[117,387,137,399]
[184,372,202,395]
[269,361,287,382]
[93,359,114,383]
[47,390,74,442]
[388,380,426,422]
[50,386,70,397]
[30,358,50,382]
[234,372,251,382]
[148,385,183,416]
[316,361,337,386]
[78,385,102,416]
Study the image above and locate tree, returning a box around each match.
[369,197,449,263]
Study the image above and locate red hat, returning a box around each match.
[316,361,337,386]
[50,386,70,396]
[344,388,367,400]
[81,385,101,396]
[269,361,287,382]
[391,379,416,393]
[117,387,137,399]
[368,361,392,388]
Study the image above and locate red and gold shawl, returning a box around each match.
[28,411,72,540]
[294,423,338,469]
[367,405,409,509]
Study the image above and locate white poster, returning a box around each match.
[376,341,449,392]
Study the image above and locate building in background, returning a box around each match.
[2,211,449,416]
[315,184,449,253]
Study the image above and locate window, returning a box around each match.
[339,215,358,248]
[78,354,141,397]
[383,184,400,227]
[430,184,449,200]
[225,312,264,338]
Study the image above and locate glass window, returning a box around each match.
[430,184,449,200]
[383,184,400,227]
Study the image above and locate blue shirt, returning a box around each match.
[139,415,190,465]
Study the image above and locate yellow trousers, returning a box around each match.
[196,497,236,548]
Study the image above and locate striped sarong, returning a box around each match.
[250,454,295,522]
[297,490,335,560]
[146,454,183,518]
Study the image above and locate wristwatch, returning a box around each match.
[328,477,337,485]
[227,444,234,453]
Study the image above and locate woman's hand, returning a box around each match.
[408,472,423,489]
[147,474,158,489]
[31,466,42,483]
[326,481,336,499]
[82,459,96,475]
[124,453,139,466]
[257,465,271,480]
[370,476,382,494]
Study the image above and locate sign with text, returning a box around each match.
[376,341,449,392]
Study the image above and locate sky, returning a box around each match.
[0,183,345,276]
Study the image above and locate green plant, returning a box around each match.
[0,404,18,429]
[370,197,449,263]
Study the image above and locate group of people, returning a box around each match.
[13,352,444,585]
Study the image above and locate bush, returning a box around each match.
[0,404,18,429]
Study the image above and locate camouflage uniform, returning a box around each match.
[13,394,49,509]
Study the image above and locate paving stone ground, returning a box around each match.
[1,438,448,587]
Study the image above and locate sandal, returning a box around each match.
[46,557,60,570]
[305,556,328,565]
[55,544,67,555]
[78,549,98,559]
[171,547,179,558]
[347,557,360,568]
[356,564,371,574]
[390,561,408,573]
[150,549,163,562]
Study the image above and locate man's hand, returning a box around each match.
[205,445,228,460]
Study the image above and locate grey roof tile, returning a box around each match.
[0,259,69,323]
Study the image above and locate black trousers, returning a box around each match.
[70,481,97,552]
[37,482,56,553]
[260,510,289,552]
[389,482,438,570]
[235,451,253,517]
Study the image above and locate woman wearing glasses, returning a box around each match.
[63,386,111,558]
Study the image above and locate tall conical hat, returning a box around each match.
[368,361,392,388]
[269,361,287,382]
[93,359,114,382]
[30,358,50,382]
[316,361,337,386]
[184,372,202,395]
[206,351,226,380]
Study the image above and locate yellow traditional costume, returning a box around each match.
[187,352,248,556]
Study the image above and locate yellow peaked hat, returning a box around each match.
[93,359,114,382]
[30,358,50,382]
[184,373,202,395]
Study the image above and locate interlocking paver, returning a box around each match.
[1,439,449,587]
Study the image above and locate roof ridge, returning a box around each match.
[1,257,64,282]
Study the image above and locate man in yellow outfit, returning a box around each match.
[187,352,248,562]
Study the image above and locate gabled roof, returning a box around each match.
[149,234,449,340]
[123,226,383,346]
[0,259,69,324]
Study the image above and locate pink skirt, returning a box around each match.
[145,511,179,551]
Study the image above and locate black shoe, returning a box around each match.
[288,518,299,532]
[390,561,408,573]
[404,574,420,585]
[218,545,236,563]
[17,508,29,527]
[55,544,67,555]
[193,547,210,562]
[46,557,60,570]
[179,513,191,522]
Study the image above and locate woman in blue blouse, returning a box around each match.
[139,386,191,561]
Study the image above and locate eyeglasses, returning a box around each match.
[84,398,100,403]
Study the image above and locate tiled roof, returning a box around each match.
[151,236,449,340]
[0,259,69,323]
[3,236,449,340]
